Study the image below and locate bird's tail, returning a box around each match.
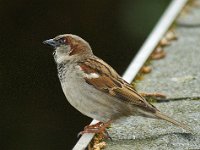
[154,110,192,133]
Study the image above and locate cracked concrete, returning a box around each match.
[105,1,200,150]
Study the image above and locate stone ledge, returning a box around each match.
[105,1,200,149]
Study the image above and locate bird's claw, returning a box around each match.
[77,121,112,139]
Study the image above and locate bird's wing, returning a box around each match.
[78,57,156,112]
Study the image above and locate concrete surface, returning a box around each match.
[105,1,200,150]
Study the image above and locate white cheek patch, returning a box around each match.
[54,46,71,64]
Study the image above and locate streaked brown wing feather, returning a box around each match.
[79,57,156,112]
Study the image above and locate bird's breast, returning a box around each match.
[57,63,132,122]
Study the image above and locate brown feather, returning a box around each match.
[79,57,157,113]
[155,111,192,132]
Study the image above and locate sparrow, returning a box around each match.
[43,34,191,136]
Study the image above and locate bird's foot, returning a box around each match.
[140,92,166,99]
[78,121,112,139]
[140,92,169,103]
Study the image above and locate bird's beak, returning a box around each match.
[43,39,58,48]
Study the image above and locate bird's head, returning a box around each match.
[43,34,93,63]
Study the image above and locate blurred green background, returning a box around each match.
[0,0,170,149]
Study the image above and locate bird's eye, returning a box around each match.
[58,38,66,45]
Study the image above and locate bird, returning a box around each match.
[43,34,191,136]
